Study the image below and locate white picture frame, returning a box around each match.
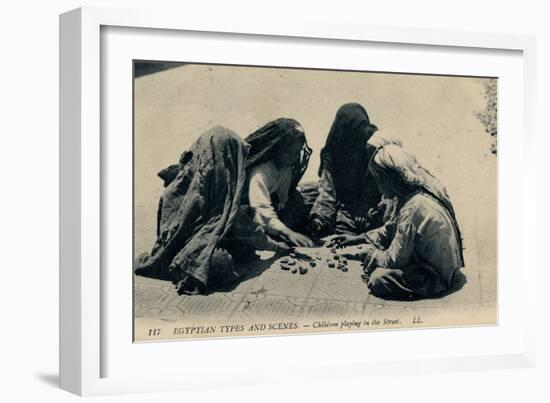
[59,6,537,396]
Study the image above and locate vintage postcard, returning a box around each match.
[133,61,497,342]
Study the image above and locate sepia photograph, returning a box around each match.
[132,61,497,341]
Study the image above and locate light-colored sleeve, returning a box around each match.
[365,197,399,248]
[370,205,418,269]
[365,220,396,249]
[275,166,293,209]
[230,208,283,252]
[248,166,287,234]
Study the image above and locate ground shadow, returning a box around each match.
[371,270,468,302]
[134,264,174,282]
[35,373,58,388]
[206,254,279,295]
[431,270,468,299]
[134,252,279,295]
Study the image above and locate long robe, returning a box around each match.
[364,192,463,300]
[135,126,275,289]
[136,120,312,292]
[366,143,464,265]
[362,144,465,300]
[310,103,382,235]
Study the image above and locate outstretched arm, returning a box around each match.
[248,168,313,247]
[364,207,417,270]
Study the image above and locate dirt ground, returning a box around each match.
[132,64,497,341]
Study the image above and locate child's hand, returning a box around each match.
[324,234,362,248]
[273,240,292,254]
[353,214,368,231]
[286,231,314,248]
[307,218,325,238]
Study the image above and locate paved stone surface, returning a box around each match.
[134,234,494,327]
[132,65,497,338]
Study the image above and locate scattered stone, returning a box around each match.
[333,255,340,260]
[328,261,335,268]
[341,266,348,272]
[280,263,290,271]
[291,268,297,274]
[299,267,307,275]
[309,261,316,267]
[288,260,296,266]
[357,245,363,250]
[290,253,296,258]
[330,248,337,253]
[280,257,288,264]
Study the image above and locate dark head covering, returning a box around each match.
[136,126,250,286]
[245,118,312,188]
[319,103,378,202]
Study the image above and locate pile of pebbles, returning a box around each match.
[279,252,310,275]
[278,248,349,274]
[327,248,348,272]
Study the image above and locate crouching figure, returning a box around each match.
[328,144,464,300]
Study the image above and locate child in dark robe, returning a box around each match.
[309,103,383,236]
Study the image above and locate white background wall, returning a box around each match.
[0,0,547,401]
